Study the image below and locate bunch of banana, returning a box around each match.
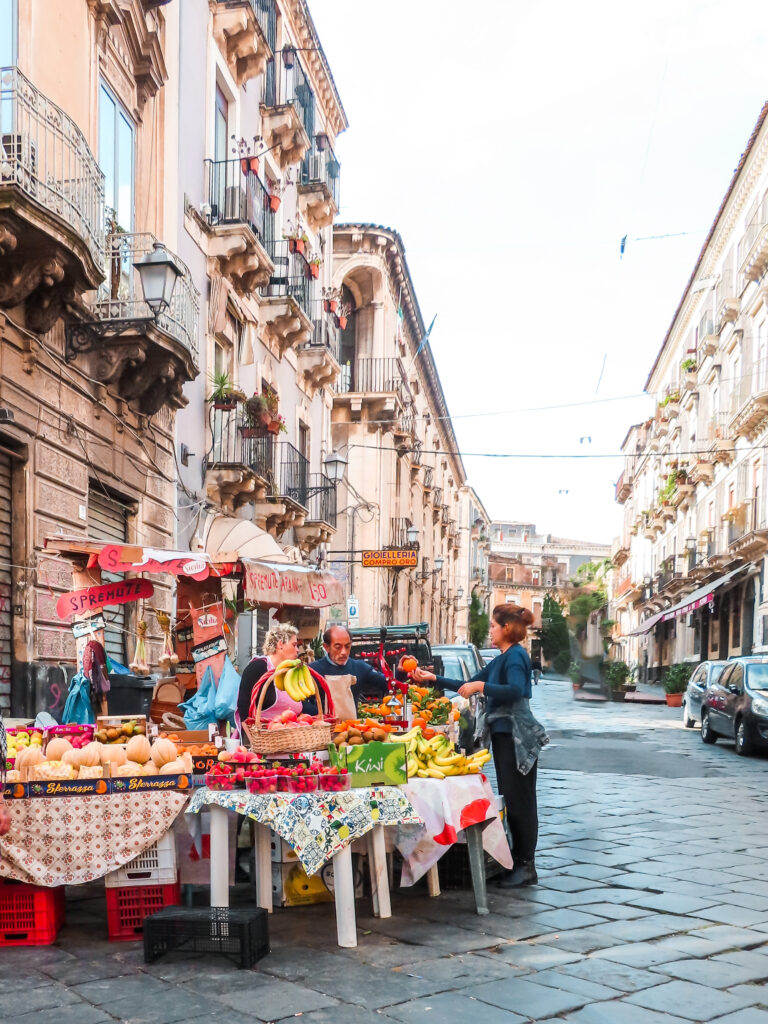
[273,659,315,701]
[398,727,492,779]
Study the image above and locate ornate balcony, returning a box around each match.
[211,0,275,87]
[738,203,768,284]
[294,472,337,552]
[297,301,340,391]
[727,500,768,559]
[393,404,417,454]
[261,56,312,170]
[260,240,314,355]
[729,359,768,441]
[698,312,719,357]
[615,471,632,504]
[67,233,199,414]
[0,66,104,331]
[298,139,340,232]
[706,412,734,465]
[334,356,410,424]
[205,407,275,512]
[715,266,739,328]
[253,440,308,536]
[688,457,714,486]
[205,158,274,293]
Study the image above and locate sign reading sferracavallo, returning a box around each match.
[362,549,418,568]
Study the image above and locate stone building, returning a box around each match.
[611,102,768,680]
[0,1,198,714]
[454,486,491,644]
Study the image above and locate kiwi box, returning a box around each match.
[330,741,407,788]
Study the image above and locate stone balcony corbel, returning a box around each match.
[294,521,335,554]
[205,465,269,513]
[208,224,274,295]
[297,183,338,233]
[253,498,306,537]
[297,344,341,391]
[211,1,272,87]
[260,296,313,356]
[259,106,311,170]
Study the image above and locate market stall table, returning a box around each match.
[0,791,190,886]
[187,785,422,948]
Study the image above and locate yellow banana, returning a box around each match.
[286,667,304,702]
[424,767,446,779]
[434,753,463,766]
[416,768,430,778]
[300,664,314,699]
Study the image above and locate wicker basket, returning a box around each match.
[244,669,333,756]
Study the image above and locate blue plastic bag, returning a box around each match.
[62,671,95,725]
[213,657,241,721]
[179,665,217,730]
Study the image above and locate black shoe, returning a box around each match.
[498,860,538,888]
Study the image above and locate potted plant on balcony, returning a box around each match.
[662,663,692,707]
[242,393,270,437]
[335,301,350,331]
[267,413,287,436]
[207,371,245,411]
[233,135,263,175]
[323,286,340,314]
[284,220,309,256]
[307,255,321,280]
[265,174,288,213]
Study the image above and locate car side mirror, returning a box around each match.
[728,684,740,695]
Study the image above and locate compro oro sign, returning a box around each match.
[362,549,418,568]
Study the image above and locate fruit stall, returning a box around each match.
[0,539,510,955]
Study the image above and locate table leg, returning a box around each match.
[209,805,230,908]
[426,863,441,897]
[253,821,273,913]
[465,823,489,915]
[369,826,391,919]
[366,833,379,916]
[333,844,357,948]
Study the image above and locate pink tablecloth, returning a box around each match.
[0,792,189,886]
[396,775,513,885]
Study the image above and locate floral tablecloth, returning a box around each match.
[395,776,513,884]
[187,786,422,877]
[0,792,190,886]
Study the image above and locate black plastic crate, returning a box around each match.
[143,906,269,968]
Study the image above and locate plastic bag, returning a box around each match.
[179,665,217,730]
[62,671,95,725]
[213,656,241,721]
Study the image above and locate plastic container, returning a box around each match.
[0,880,65,946]
[245,772,278,795]
[204,772,239,792]
[104,832,177,888]
[107,673,157,718]
[319,771,351,793]
[106,881,181,941]
[277,772,319,794]
[144,906,269,968]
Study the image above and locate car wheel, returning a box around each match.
[735,718,754,757]
[701,710,717,744]
[683,700,696,728]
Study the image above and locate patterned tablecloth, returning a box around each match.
[0,792,190,886]
[187,786,422,877]
[395,775,513,885]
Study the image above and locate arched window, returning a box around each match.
[338,283,356,388]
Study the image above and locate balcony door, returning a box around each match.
[0,0,16,65]
[99,82,134,232]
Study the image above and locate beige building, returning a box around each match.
[454,486,491,644]
[328,224,468,642]
[0,1,197,714]
[611,102,768,680]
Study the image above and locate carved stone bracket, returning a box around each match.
[297,345,340,391]
[261,297,312,355]
[294,521,335,554]
[260,106,311,170]
[253,498,306,537]
[297,184,338,233]
[206,465,268,513]
[212,2,271,87]
[209,224,273,296]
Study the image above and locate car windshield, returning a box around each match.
[746,663,768,689]
[438,655,466,685]
[710,665,725,683]
[436,647,478,674]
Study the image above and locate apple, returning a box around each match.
[280,710,298,724]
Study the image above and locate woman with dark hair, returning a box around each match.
[413,604,548,887]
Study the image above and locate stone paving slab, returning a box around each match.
[625,978,756,1020]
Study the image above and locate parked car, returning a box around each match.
[433,656,478,751]
[683,660,727,727]
[700,656,768,755]
[480,648,499,664]
[433,643,484,678]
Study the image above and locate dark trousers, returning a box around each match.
[491,732,538,863]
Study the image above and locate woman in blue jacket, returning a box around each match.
[414,604,548,887]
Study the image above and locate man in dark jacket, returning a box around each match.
[308,626,389,712]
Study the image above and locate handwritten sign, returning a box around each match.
[242,564,343,607]
[71,614,106,638]
[362,550,418,568]
[98,545,210,580]
[56,579,154,620]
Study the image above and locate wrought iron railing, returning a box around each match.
[422,465,433,488]
[300,137,340,208]
[411,440,423,466]
[728,499,767,544]
[262,239,314,316]
[209,406,276,482]
[275,440,309,507]
[305,472,337,526]
[308,299,340,362]
[0,65,104,266]
[731,356,768,416]
[264,53,314,138]
[205,157,275,248]
[335,357,408,401]
[92,232,199,364]
[432,486,442,507]
[715,260,736,311]
[390,517,413,548]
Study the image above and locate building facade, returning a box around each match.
[328,224,467,642]
[454,486,491,644]
[1,0,198,714]
[611,103,768,680]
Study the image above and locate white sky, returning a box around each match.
[310,0,768,544]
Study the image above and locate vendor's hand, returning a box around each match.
[0,797,10,837]
[411,667,435,684]
[458,681,484,698]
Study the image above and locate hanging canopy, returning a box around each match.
[201,514,290,564]
[627,565,751,635]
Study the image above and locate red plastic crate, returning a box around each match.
[105,881,181,941]
[0,879,65,946]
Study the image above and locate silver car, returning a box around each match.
[683,660,727,728]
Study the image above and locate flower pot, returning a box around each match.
[665,693,683,707]
[240,158,249,175]
[241,427,261,438]
[249,156,260,174]
[609,689,627,702]
[289,238,305,256]
[337,315,348,330]
[325,299,338,314]
[213,401,237,411]
[309,263,320,279]
[266,421,281,435]
[268,194,281,213]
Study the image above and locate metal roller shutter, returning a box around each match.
[87,489,128,666]
[0,452,11,711]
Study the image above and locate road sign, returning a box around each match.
[362,549,418,568]
[347,595,359,624]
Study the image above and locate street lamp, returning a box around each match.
[406,525,420,547]
[434,556,444,572]
[457,586,464,599]
[323,449,347,483]
[135,242,182,315]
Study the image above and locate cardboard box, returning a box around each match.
[109,774,192,794]
[270,858,363,907]
[270,836,298,864]
[26,777,110,798]
[331,741,407,788]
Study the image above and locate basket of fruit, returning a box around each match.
[244,659,334,756]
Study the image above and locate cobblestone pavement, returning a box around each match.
[5,678,768,1024]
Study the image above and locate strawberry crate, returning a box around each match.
[106,881,181,941]
[0,879,65,946]
[104,831,177,888]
